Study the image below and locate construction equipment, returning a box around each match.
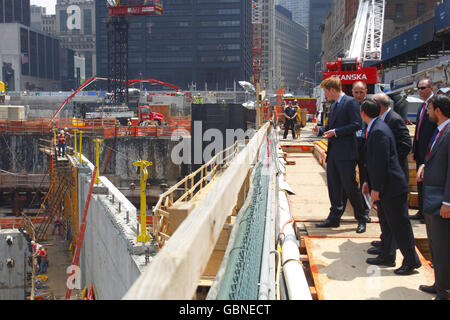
[0,81,5,104]
[323,0,386,96]
[106,1,163,106]
[252,0,263,128]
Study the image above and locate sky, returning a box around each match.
[30,0,57,15]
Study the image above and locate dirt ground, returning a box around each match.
[33,224,81,300]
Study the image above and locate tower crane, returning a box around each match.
[106,0,163,105]
[323,0,386,95]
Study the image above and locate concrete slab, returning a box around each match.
[304,237,435,300]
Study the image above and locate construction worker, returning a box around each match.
[194,93,203,104]
[127,118,132,135]
[57,129,67,157]
[52,215,63,236]
[33,244,42,272]
[37,246,48,274]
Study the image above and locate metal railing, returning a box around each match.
[152,141,239,248]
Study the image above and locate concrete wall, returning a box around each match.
[0,134,184,186]
[76,158,152,300]
[0,229,27,300]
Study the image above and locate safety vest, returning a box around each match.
[58,133,66,144]
[32,243,39,253]
[39,247,47,259]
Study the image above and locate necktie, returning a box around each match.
[426,128,439,158]
[416,102,427,140]
[330,102,338,124]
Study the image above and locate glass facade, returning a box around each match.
[96,0,252,90]
[276,0,310,30]
[0,0,30,26]
[309,0,331,78]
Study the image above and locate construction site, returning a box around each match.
[1,0,450,302]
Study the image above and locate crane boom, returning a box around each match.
[347,0,385,62]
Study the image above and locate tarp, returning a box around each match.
[435,0,450,33]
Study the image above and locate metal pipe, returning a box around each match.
[278,188,312,300]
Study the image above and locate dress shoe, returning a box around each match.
[419,284,436,294]
[366,256,396,267]
[409,212,424,220]
[371,240,382,247]
[394,263,421,275]
[315,220,340,228]
[356,221,366,233]
[434,295,449,300]
[367,246,382,255]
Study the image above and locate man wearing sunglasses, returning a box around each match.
[412,78,437,223]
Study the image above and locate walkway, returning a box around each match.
[281,123,434,300]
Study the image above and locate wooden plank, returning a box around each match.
[123,123,270,300]
[304,236,435,300]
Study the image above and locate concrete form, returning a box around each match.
[0,229,27,300]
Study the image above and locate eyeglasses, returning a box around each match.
[417,87,429,90]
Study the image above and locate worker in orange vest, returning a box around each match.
[38,246,48,274]
[57,129,67,157]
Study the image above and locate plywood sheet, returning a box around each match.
[304,237,435,300]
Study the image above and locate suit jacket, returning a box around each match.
[413,102,437,164]
[365,118,409,198]
[423,123,450,204]
[384,109,412,177]
[319,94,362,161]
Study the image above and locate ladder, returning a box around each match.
[348,0,386,62]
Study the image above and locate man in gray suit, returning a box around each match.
[417,94,450,300]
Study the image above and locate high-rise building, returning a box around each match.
[0,0,74,91]
[30,5,46,31]
[276,0,310,30]
[95,0,252,90]
[308,0,332,81]
[274,5,309,94]
[0,0,31,26]
[55,0,96,79]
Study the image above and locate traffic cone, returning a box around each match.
[313,114,317,123]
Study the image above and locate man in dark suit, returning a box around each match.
[412,78,437,222]
[312,77,369,233]
[367,93,413,255]
[341,82,371,219]
[416,94,450,300]
[361,99,421,275]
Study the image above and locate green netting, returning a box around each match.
[217,144,269,300]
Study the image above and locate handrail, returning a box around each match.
[152,141,239,248]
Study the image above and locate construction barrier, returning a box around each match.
[0,216,49,229]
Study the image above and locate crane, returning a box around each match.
[323,0,386,95]
[252,0,263,128]
[106,0,163,105]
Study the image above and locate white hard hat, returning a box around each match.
[31,240,35,245]
[37,244,42,250]
[60,130,64,134]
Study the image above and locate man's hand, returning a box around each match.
[416,164,425,182]
[441,204,450,219]
[371,190,380,202]
[362,182,369,195]
[323,130,336,139]
[312,126,319,135]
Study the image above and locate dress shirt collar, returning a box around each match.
[367,117,378,135]
[336,93,345,104]
[380,108,391,121]
[438,118,450,132]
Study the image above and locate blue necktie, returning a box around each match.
[427,128,439,157]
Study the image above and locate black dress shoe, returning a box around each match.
[394,263,421,275]
[356,221,366,233]
[366,256,396,267]
[434,295,449,300]
[316,220,340,228]
[419,284,437,294]
[371,240,382,247]
[410,212,424,220]
[367,246,382,255]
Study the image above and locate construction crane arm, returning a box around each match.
[347,0,385,62]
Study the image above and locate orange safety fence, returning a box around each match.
[0,117,191,138]
[0,216,49,229]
